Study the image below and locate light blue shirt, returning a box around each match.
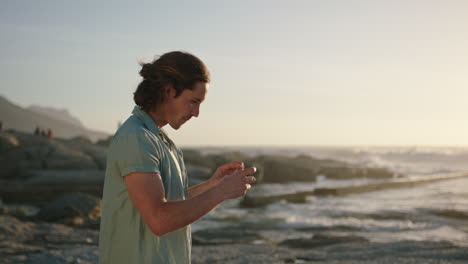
[99,106,190,264]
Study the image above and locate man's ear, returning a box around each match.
[164,84,176,98]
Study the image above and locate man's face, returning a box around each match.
[165,81,208,130]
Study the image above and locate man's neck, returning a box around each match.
[147,108,168,129]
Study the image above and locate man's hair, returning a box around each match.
[134,51,210,112]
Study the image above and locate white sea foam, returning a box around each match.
[357,226,468,247]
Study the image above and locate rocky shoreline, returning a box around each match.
[1,214,468,264]
[2,131,468,263]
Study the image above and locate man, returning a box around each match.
[99,51,256,263]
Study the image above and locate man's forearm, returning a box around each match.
[151,184,225,236]
[188,179,218,197]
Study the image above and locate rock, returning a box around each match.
[249,154,395,182]
[60,137,108,170]
[186,164,212,180]
[279,234,369,249]
[0,215,99,264]
[1,214,468,264]
[240,182,317,207]
[69,136,93,144]
[294,240,468,264]
[0,215,36,242]
[193,227,266,245]
[187,164,213,185]
[0,207,10,216]
[182,151,395,184]
[319,166,394,179]
[34,222,98,245]
[206,152,251,169]
[0,240,45,256]
[192,243,294,264]
[36,192,101,225]
[0,132,99,180]
[43,141,97,170]
[0,132,20,152]
[0,205,39,220]
[366,167,398,178]
[432,209,468,220]
[241,190,315,207]
[96,135,113,147]
[182,149,216,168]
[0,170,104,204]
[249,155,319,183]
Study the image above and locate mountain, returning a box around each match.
[27,105,84,128]
[0,95,109,142]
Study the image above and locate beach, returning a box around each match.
[1,131,468,263]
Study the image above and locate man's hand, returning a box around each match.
[189,161,250,198]
[217,167,257,200]
[209,161,245,185]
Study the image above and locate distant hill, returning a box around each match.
[0,95,109,142]
[27,105,84,128]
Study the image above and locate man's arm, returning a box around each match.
[124,167,256,237]
[188,180,218,198]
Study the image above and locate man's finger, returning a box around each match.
[236,167,256,177]
[231,160,244,166]
[221,161,244,171]
[245,184,251,190]
[245,176,256,184]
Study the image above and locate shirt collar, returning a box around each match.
[131,106,161,135]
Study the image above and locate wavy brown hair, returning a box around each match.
[134,51,210,113]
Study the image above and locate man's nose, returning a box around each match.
[192,104,200,117]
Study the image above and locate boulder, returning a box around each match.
[0,170,104,205]
[192,227,266,245]
[319,166,394,179]
[0,132,20,152]
[431,209,468,220]
[0,131,104,180]
[0,215,99,262]
[240,182,316,207]
[248,154,394,182]
[96,135,113,147]
[36,192,101,225]
[182,149,216,168]
[43,141,97,170]
[60,137,108,170]
[0,215,36,242]
[279,234,369,249]
[249,155,319,183]
[186,164,212,180]
[206,151,251,169]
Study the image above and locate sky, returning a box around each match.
[1,0,468,147]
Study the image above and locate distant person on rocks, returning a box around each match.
[34,126,40,136]
[47,129,53,139]
[40,130,46,137]
[99,51,256,264]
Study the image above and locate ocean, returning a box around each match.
[193,146,468,247]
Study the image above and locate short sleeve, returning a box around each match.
[114,129,161,177]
